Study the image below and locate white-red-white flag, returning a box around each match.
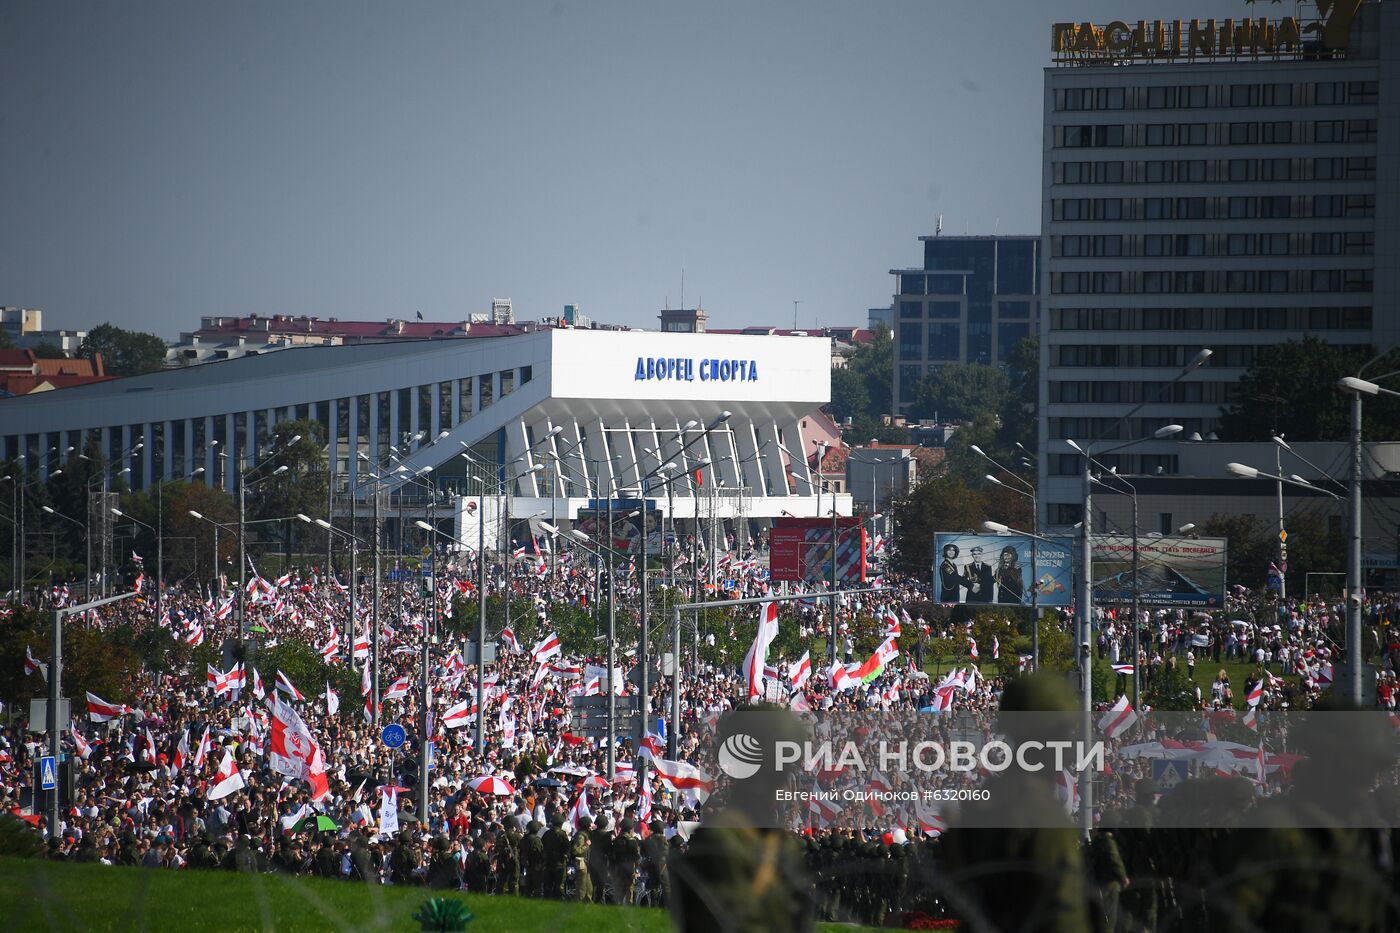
[383,676,411,701]
[788,651,812,690]
[531,632,561,664]
[275,670,305,701]
[441,699,479,729]
[24,645,46,680]
[86,692,129,722]
[500,628,521,653]
[325,683,340,716]
[651,758,715,806]
[1098,695,1138,739]
[208,747,246,800]
[742,601,781,699]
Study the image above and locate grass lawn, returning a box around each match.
[920,654,1283,711]
[0,856,881,932]
[0,855,665,933]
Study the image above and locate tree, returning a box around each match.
[1218,337,1400,442]
[843,413,909,446]
[248,419,330,558]
[888,475,987,576]
[908,363,1011,425]
[827,325,892,423]
[29,341,66,359]
[166,481,238,582]
[1002,335,1039,454]
[78,322,168,377]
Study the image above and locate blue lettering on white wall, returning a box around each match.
[634,357,759,382]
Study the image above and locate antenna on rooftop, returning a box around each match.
[935,215,943,237]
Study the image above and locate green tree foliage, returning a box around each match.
[78,322,169,378]
[1218,336,1400,441]
[1200,509,1343,594]
[1145,657,1199,710]
[248,419,330,557]
[29,341,66,359]
[887,475,987,575]
[827,325,894,438]
[1002,335,1040,455]
[0,607,143,706]
[166,482,239,583]
[909,363,1011,425]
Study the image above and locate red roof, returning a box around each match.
[0,349,38,370]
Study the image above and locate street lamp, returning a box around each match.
[976,445,1041,671]
[1335,375,1400,705]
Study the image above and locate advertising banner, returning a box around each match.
[575,499,661,555]
[1090,535,1228,607]
[934,533,1073,607]
[770,517,867,584]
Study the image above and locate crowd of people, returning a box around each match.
[5,538,1400,930]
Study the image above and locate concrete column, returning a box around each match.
[348,396,360,491]
[430,383,441,442]
[327,398,340,481]
[183,420,195,481]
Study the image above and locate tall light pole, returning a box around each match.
[974,443,1039,670]
[1335,375,1400,705]
[50,591,136,836]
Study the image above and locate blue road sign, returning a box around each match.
[39,756,57,791]
[425,740,435,772]
[1151,759,1189,792]
[380,724,406,749]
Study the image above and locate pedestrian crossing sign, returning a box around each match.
[39,756,57,791]
[1152,759,1188,792]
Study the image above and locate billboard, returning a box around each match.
[1090,535,1228,607]
[934,533,1074,607]
[453,496,504,553]
[770,517,867,584]
[575,499,661,555]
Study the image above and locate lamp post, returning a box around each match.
[1059,347,1209,837]
[540,520,630,780]
[1227,460,1348,695]
[40,506,89,603]
[975,444,1040,671]
[49,591,137,836]
[110,507,163,624]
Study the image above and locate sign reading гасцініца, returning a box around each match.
[1052,2,1359,62]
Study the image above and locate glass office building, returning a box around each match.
[889,235,1041,412]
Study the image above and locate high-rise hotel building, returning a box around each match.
[1039,1,1398,525]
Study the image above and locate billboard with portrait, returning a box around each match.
[575,499,662,555]
[1090,535,1228,607]
[934,533,1074,607]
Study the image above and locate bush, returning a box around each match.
[0,815,44,858]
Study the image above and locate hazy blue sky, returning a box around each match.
[3,0,1211,338]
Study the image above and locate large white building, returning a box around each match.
[1039,1,1399,525]
[0,329,849,543]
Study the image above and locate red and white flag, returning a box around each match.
[275,670,305,701]
[500,628,521,653]
[968,638,978,661]
[789,651,812,690]
[86,692,130,722]
[24,645,46,680]
[252,668,266,700]
[651,758,715,805]
[1055,769,1080,813]
[1098,695,1138,739]
[442,699,479,729]
[565,789,593,833]
[267,694,329,800]
[70,723,92,759]
[325,683,340,716]
[742,601,781,699]
[531,632,561,664]
[353,632,369,660]
[992,636,1000,660]
[208,747,246,800]
[1112,663,1135,675]
[828,661,856,693]
[193,726,212,769]
[173,729,191,770]
[638,731,664,761]
[383,676,411,701]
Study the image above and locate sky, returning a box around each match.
[2,0,1213,339]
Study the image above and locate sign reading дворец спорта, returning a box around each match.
[634,356,759,382]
